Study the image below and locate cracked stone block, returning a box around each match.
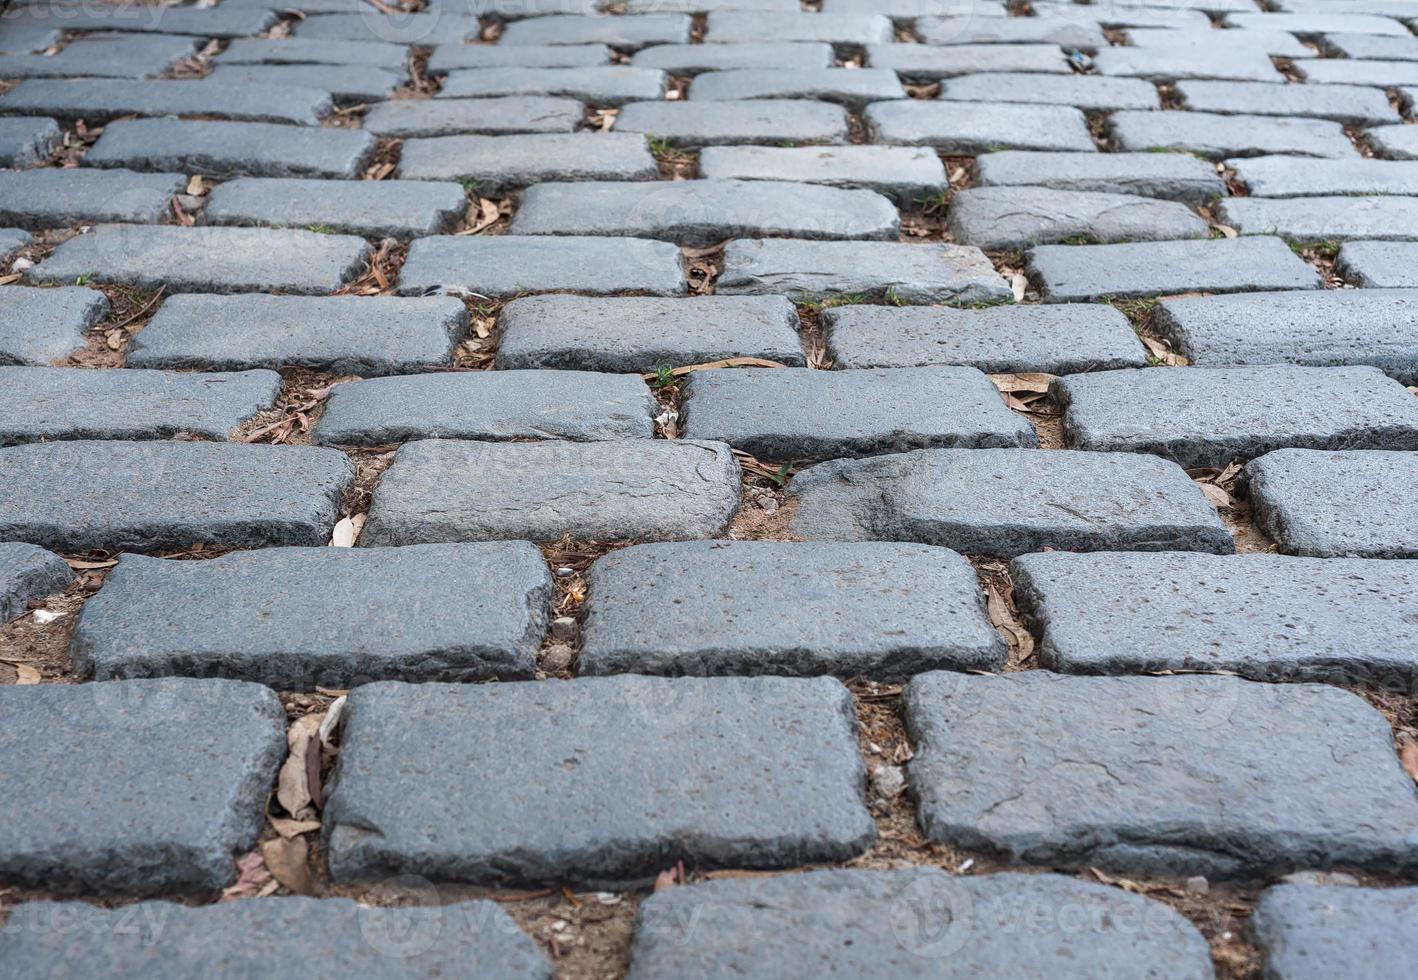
[203,176,468,239]
[428,42,612,71]
[221,37,412,69]
[363,95,583,137]
[615,98,846,146]
[866,100,1095,153]
[698,145,944,205]
[975,150,1223,203]
[1244,448,1418,558]
[0,33,196,78]
[84,118,376,179]
[866,42,1069,81]
[904,670,1418,877]
[919,15,1106,47]
[325,675,874,887]
[0,541,71,624]
[788,447,1232,557]
[580,541,1003,679]
[1367,123,1418,160]
[0,678,286,896]
[689,68,904,108]
[1251,884,1418,980]
[360,439,741,545]
[946,186,1207,250]
[0,285,107,366]
[1229,155,1418,197]
[1124,26,1315,59]
[397,234,685,297]
[71,542,553,687]
[1112,110,1358,159]
[399,132,656,193]
[1217,195,1418,241]
[0,441,353,552]
[0,168,184,230]
[294,12,482,44]
[706,11,893,44]
[939,72,1160,111]
[1093,45,1286,81]
[1302,59,1418,86]
[1225,11,1411,35]
[495,294,804,371]
[0,78,332,125]
[1176,79,1398,124]
[630,41,833,74]
[438,66,665,105]
[1327,31,1418,61]
[499,13,691,48]
[204,64,402,107]
[1337,241,1418,289]
[0,115,57,167]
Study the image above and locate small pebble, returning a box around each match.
[550,616,579,641]
[542,643,575,672]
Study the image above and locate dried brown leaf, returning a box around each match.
[1199,483,1232,509]
[261,836,317,895]
[276,714,324,819]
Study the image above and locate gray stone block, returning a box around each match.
[1,4,278,39]
[131,294,467,376]
[495,294,804,371]
[0,541,71,624]
[698,145,943,205]
[499,13,691,48]
[1027,236,1321,302]
[788,447,1232,557]
[0,285,107,366]
[0,168,184,230]
[1368,123,1418,160]
[0,367,280,445]
[1094,44,1287,81]
[580,540,1004,679]
[29,225,371,294]
[363,95,583,137]
[1111,110,1358,159]
[1229,155,1418,197]
[866,42,1070,81]
[316,370,657,445]
[221,37,412,69]
[0,21,60,55]
[0,441,353,552]
[428,42,611,71]
[622,0,798,11]
[614,98,847,146]
[825,0,1009,13]
[204,176,467,239]
[1125,26,1315,59]
[72,543,553,687]
[939,72,1160,111]
[399,132,655,193]
[707,11,894,44]
[0,678,285,896]
[438,66,665,105]
[1327,31,1418,60]
[206,63,403,104]
[1217,195,1418,242]
[84,117,376,179]
[1337,241,1418,289]
[919,15,1106,47]
[904,671,1418,877]
[325,675,873,886]
[509,179,898,246]
[1226,11,1410,35]
[0,78,331,126]
[1244,448,1418,558]
[0,115,57,167]
[0,227,29,260]
[294,12,482,44]
[1012,550,1418,685]
[975,149,1224,204]
[0,33,196,78]
[1177,79,1398,124]
[690,68,904,108]
[865,100,1095,153]
[397,234,685,297]
[947,186,1208,250]
[1251,884,1418,980]
[630,41,833,74]
[719,239,1009,305]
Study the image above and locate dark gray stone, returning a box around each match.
[0,168,183,230]
[580,541,1004,679]
[131,294,467,376]
[294,12,482,44]
[717,239,1010,305]
[1111,110,1358,160]
[1093,45,1287,82]
[788,447,1233,557]
[0,33,196,78]
[707,11,893,44]
[1217,195,1418,241]
[0,367,281,445]
[0,227,28,260]
[1328,31,1418,60]
[697,145,945,205]
[1244,448,1418,558]
[0,115,57,167]
[325,675,873,887]
[0,678,285,896]
[1368,123,1418,160]
[495,294,804,371]
[904,671,1418,877]
[630,41,833,74]
[0,21,60,55]
[71,543,553,687]
[975,150,1224,204]
[0,285,107,366]
[0,78,331,126]
[0,541,70,624]
[84,117,376,179]
[428,42,611,72]
[1251,884,1418,980]
[397,234,685,297]
[0,5,278,38]
[1027,236,1322,302]
[947,186,1207,250]
[204,176,467,239]
[438,66,665,105]
[1337,241,1418,289]
[939,72,1160,111]
[399,133,656,193]
[206,63,404,104]
[315,370,657,445]
[221,37,412,69]
[1229,155,1418,197]
[690,68,904,108]
[919,15,1106,47]
[865,100,1095,153]
[360,439,740,545]
[0,441,353,552]
[866,42,1070,81]
[614,99,848,147]
[1177,79,1398,125]
[499,13,691,48]
[363,96,583,137]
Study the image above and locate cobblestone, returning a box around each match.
[975,149,1224,203]
[1251,884,1418,980]
[0,541,71,624]
[0,168,184,229]
[938,72,1160,111]
[866,100,1095,153]
[398,133,656,193]
[615,99,848,146]
[1217,195,1418,241]
[1093,46,1287,82]
[866,42,1069,80]
[707,11,893,44]
[1228,155,1418,197]
[84,118,377,179]
[223,37,411,70]
[500,13,691,49]
[1111,110,1359,159]
[1176,79,1399,124]
[0,33,197,79]
[1337,241,1418,288]
[947,186,1208,249]
[689,68,904,108]
[1367,123,1418,159]
[438,67,666,105]
[206,64,404,104]
[397,234,685,297]
[697,145,944,205]
[0,78,332,126]
[630,41,832,73]
[0,115,58,167]
[203,176,468,239]
[0,285,107,366]
[429,42,611,71]
[363,96,584,138]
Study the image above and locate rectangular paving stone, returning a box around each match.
[0,285,107,366]
[428,42,611,72]
[939,72,1160,112]
[1027,236,1322,302]
[315,370,656,445]
[823,0,1009,13]
[866,100,1095,153]
[1032,2,1211,28]
[221,37,412,69]
[0,168,183,230]
[203,176,467,239]
[621,0,798,11]
[788,447,1233,556]
[1229,155,1418,197]
[495,294,803,371]
[0,21,60,54]
[1337,241,1418,289]
[919,15,1106,47]
[1176,79,1398,125]
[438,66,665,105]
[706,11,893,44]
[614,99,847,147]
[1300,59,1418,86]
[30,225,371,295]
[1093,45,1286,82]
[975,150,1223,204]
[71,542,552,687]
[206,63,404,104]
[0,115,57,167]
[399,133,656,193]
[1327,31,1418,61]
[1124,27,1316,60]
[0,441,353,552]
[1367,123,1418,160]
[698,145,943,206]
[397,234,685,297]
[0,32,197,78]
[904,671,1418,877]
[363,96,583,138]
[689,68,904,108]
[499,13,691,48]
[0,78,332,126]
[0,227,30,261]
[84,117,376,179]
[866,42,1070,81]
[509,179,898,246]
[2,4,278,38]
[1244,448,1418,558]
[1251,884,1418,980]
[0,678,285,896]
[130,293,468,376]
[1217,195,1418,242]
[1111,110,1358,159]
[947,186,1208,250]
[0,541,71,624]
[1012,551,1418,685]
[325,675,873,886]
[630,41,833,74]
[295,12,482,44]
[1225,11,1411,35]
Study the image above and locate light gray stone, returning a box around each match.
[947,186,1208,250]
[1177,79,1398,125]
[621,0,798,11]
[1304,59,1418,87]
[84,117,376,179]
[866,42,1070,81]
[294,12,482,44]
[399,133,656,193]
[0,33,196,78]
[630,41,832,74]
[1093,45,1286,81]
[1229,155,1418,197]
[221,37,412,69]
[904,670,1418,877]
[1337,241,1418,289]
[1251,884,1418,980]
[1124,27,1316,59]
[438,66,665,105]
[866,100,1095,153]
[698,145,944,206]
[499,13,691,48]
[0,541,71,624]
[325,675,873,887]
[615,98,847,146]
[939,72,1160,111]
[1368,123,1418,160]
[0,227,29,261]
[203,176,467,239]
[0,115,57,167]
[1,4,278,38]
[0,285,107,366]
[205,63,402,104]
[1111,110,1358,159]
[706,11,894,44]
[975,150,1224,204]
[0,441,353,552]
[788,447,1233,556]
[919,15,1106,47]
[0,168,183,230]
[397,234,684,297]
[363,96,583,137]
[1327,31,1418,61]
[1226,11,1411,35]
[823,0,1009,13]
[690,68,904,108]
[0,21,60,55]
[428,43,612,71]
[0,78,332,126]
[1217,195,1418,241]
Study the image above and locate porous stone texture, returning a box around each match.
[437,67,666,105]
[1368,123,1418,160]
[579,541,1004,679]
[1,4,278,38]
[1244,448,1418,558]
[399,133,656,193]
[203,176,468,239]
[0,542,71,624]
[866,42,1069,81]
[689,68,905,108]
[0,115,58,167]
[223,37,412,69]
[1226,10,1411,35]
[788,448,1232,557]
[1251,884,1418,980]
[0,33,197,79]
[1217,195,1418,241]
[1177,79,1398,124]
[1228,155,1418,197]
[499,13,691,49]
[630,41,833,74]
[0,679,286,896]
[1337,241,1418,289]
[0,168,185,229]
[865,100,1096,153]
[1327,31,1418,60]
[396,234,685,297]
[946,186,1208,249]
[294,12,482,44]
[206,64,403,104]
[429,42,611,71]
[706,11,893,44]
[1094,45,1285,81]
[324,676,875,887]
[919,15,1106,46]
[71,543,553,688]
[614,98,848,147]
[0,285,108,366]
[0,227,29,260]
[84,118,376,179]
[0,78,331,126]
[904,671,1418,877]
[939,72,1160,111]
[363,96,584,138]
[1124,26,1314,59]
[1299,58,1418,86]
[360,439,741,545]
[697,145,945,205]
[0,441,353,552]
[1111,110,1358,159]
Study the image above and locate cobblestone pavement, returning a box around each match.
[2,0,1418,976]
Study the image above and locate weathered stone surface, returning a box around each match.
[429,42,611,71]
[975,149,1224,203]
[1217,195,1418,241]
[499,13,691,48]
[825,0,1008,12]
[1328,31,1418,60]
[0,21,60,55]
[904,671,1418,877]
[316,370,657,445]
[630,41,832,74]
[0,227,28,260]
[0,78,331,126]
[222,36,412,69]
[1156,289,1418,383]
[622,0,798,12]
[1251,884,1418,980]
[866,100,1095,153]
[204,176,467,239]
[295,11,482,44]
[698,145,944,205]
[0,33,196,79]
[510,179,898,246]
[948,186,1207,250]
[397,234,684,297]
[628,870,1214,980]
[361,439,740,545]
[1337,241,1418,289]
[84,117,376,179]
[495,294,804,371]
[707,11,893,44]
[207,63,403,104]
[690,68,904,108]
[0,678,285,896]
[71,543,553,687]
[399,133,656,193]
[131,294,468,376]
[1229,155,1418,197]
[1,4,277,38]
[0,285,107,366]
[1244,448,1418,558]
[1094,45,1286,81]
[1027,236,1321,302]
[0,168,183,229]
[580,541,1002,679]
[866,42,1069,80]
[1124,26,1315,59]
[788,448,1232,556]
[682,366,1035,460]
[1112,110,1359,159]
[1226,10,1411,34]
[1368,123,1418,160]
[363,95,583,137]
[1177,79,1398,124]
[919,14,1105,47]
[0,367,280,445]
[0,541,70,624]
[615,98,847,146]
[1013,550,1418,684]
[438,66,665,105]
[718,239,1009,305]
[0,115,57,167]
[30,225,370,295]
[0,441,353,552]
[325,675,873,886]
[939,72,1160,111]
[0,897,553,978]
